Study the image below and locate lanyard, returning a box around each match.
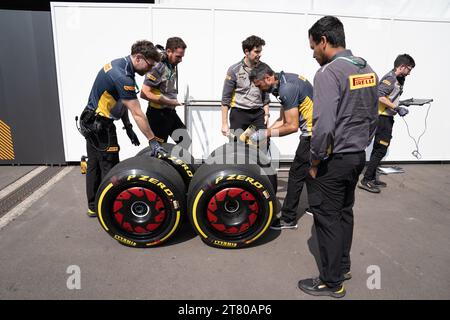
[334,56,366,67]
[134,81,140,94]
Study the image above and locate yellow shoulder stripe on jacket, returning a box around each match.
[103,63,112,73]
[147,74,157,81]
[382,79,392,86]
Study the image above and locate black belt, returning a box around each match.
[232,107,263,113]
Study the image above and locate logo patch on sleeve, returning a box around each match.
[103,63,112,73]
[225,75,232,81]
[123,85,136,91]
[382,79,392,86]
[147,74,157,81]
[349,73,377,90]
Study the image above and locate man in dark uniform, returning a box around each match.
[249,63,314,230]
[359,54,415,193]
[80,40,165,218]
[140,37,188,144]
[297,16,378,298]
[221,35,270,139]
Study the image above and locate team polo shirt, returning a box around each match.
[221,59,270,110]
[86,55,137,120]
[311,50,378,160]
[143,59,178,109]
[378,70,403,117]
[276,72,314,136]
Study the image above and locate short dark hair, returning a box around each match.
[308,16,346,48]
[394,54,415,69]
[131,40,161,62]
[166,37,187,51]
[249,62,274,82]
[242,35,265,53]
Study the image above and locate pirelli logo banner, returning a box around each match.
[0,120,15,160]
[349,73,377,90]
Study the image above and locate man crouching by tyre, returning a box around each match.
[249,63,314,231]
[79,40,167,218]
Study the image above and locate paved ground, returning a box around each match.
[0,164,449,300]
[0,166,36,190]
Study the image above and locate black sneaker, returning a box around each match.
[270,218,298,230]
[343,271,352,281]
[86,209,97,218]
[358,179,381,193]
[373,179,387,188]
[298,277,346,298]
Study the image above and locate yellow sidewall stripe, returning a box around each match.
[97,183,114,231]
[245,201,273,244]
[192,190,208,239]
[193,188,274,245]
[147,210,181,246]
[98,182,181,245]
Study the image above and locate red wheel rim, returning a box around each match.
[113,187,167,235]
[206,187,259,236]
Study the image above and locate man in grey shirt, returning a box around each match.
[221,35,270,138]
[141,37,188,144]
[297,16,378,298]
[359,54,415,193]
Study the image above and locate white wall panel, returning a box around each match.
[52,3,450,162]
[151,7,214,123]
[386,20,450,160]
[212,10,312,98]
[51,3,152,162]
[158,0,450,20]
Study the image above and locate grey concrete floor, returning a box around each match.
[0,166,36,190]
[0,164,449,300]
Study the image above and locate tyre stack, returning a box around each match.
[94,142,277,249]
[187,143,278,248]
[94,143,196,247]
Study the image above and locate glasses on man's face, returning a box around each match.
[142,56,154,69]
[405,66,413,72]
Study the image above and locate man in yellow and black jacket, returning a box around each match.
[359,54,415,193]
[81,40,164,218]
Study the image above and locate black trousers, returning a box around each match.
[146,107,189,144]
[364,115,394,181]
[306,151,365,288]
[281,136,311,222]
[86,121,119,212]
[229,107,266,132]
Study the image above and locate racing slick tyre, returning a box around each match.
[187,163,277,249]
[95,155,185,248]
[205,142,278,193]
[136,143,196,190]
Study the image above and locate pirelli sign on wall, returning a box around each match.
[0,120,15,160]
